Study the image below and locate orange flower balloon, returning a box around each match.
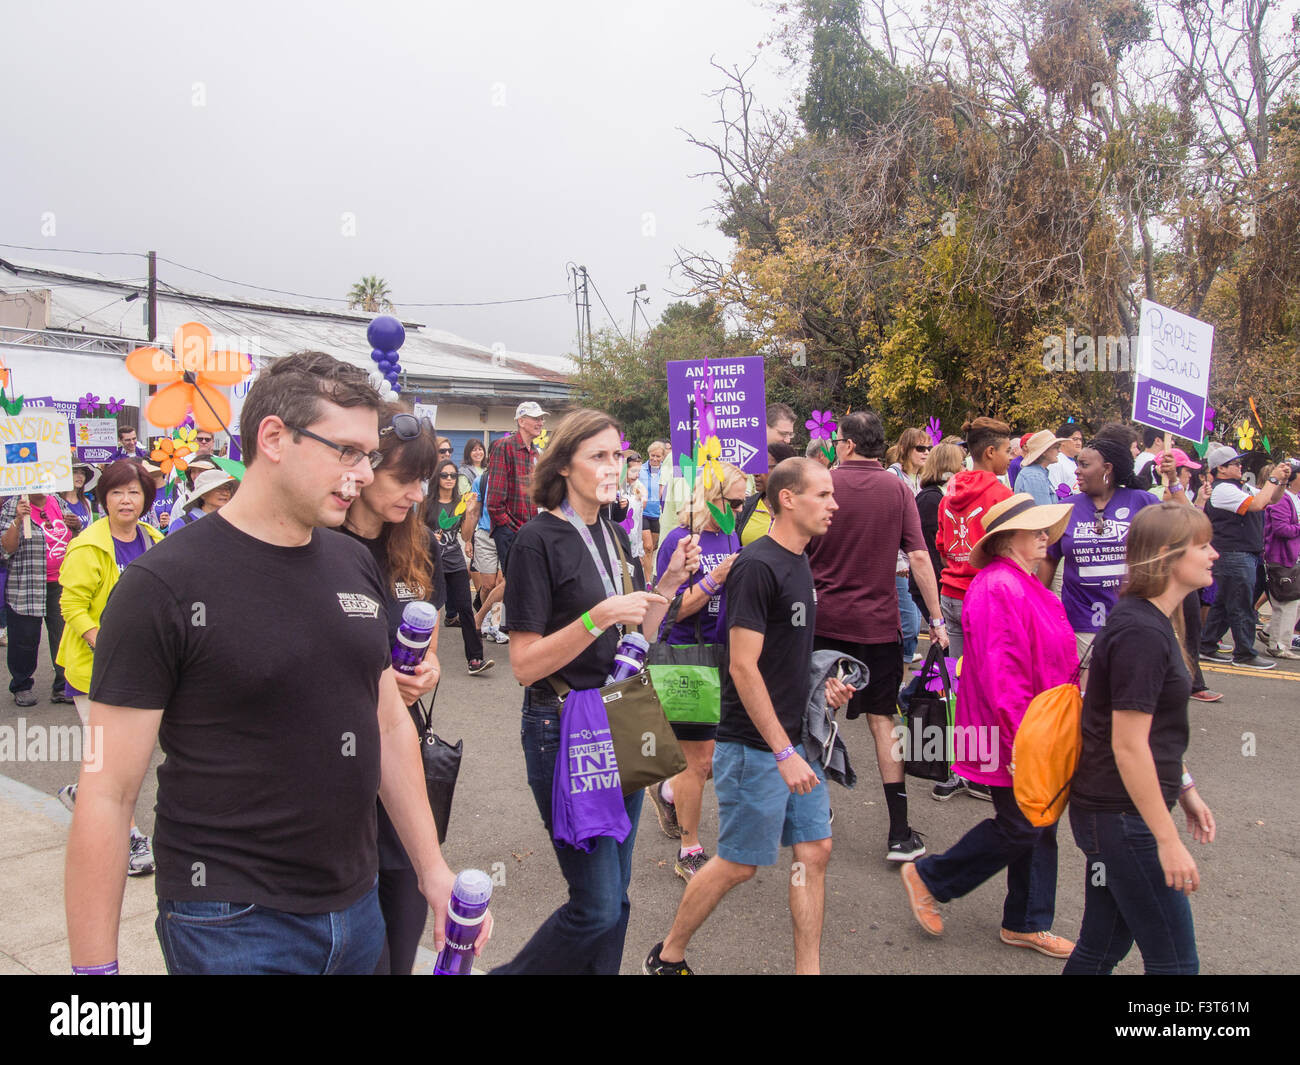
[126,322,252,432]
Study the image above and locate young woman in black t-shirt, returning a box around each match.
[493,409,698,975]
[1064,503,1218,975]
[340,407,445,975]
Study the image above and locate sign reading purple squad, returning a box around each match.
[666,357,767,474]
[1132,300,1213,441]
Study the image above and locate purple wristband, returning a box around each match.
[72,960,119,975]
[774,745,796,763]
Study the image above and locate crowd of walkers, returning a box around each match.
[39,351,1298,974]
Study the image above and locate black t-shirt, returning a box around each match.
[716,535,816,752]
[430,500,468,573]
[90,513,391,913]
[1071,597,1192,812]
[504,510,643,693]
[337,524,444,870]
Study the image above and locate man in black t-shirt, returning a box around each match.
[646,458,853,975]
[65,352,479,975]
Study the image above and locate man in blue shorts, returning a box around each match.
[644,458,853,974]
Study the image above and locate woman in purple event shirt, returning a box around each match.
[900,493,1079,958]
[645,461,745,882]
[54,460,164,875]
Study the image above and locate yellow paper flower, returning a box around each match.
[699,436,724,490]
[453,498,467,516]
[1237,419,1255,450]
[535,429,550,451]
[174,427,198,447]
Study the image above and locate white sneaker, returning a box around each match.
[128,831,155,876]
[492,626,509,644]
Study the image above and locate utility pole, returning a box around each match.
[570,264,592,362]
[147,249,157,342]
[627,283,648,341]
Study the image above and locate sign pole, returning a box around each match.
[21,494,30,539]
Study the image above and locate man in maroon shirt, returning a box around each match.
[484,401,546,575]
[808,411,948,862]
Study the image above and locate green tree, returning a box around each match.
[347,275,394,313]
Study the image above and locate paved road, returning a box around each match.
[2,627,1296,975]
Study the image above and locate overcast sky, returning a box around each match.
[1,0,796,357]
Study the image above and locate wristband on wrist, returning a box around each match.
[1180,770,1195,793]
[930,618,945,628]
[700,575,720,596]
[580,610,603,637]
[1169,482,1185,493]
[774,745,796,763]
[72,960,119,975]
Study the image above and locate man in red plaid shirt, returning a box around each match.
[485,401,547,575]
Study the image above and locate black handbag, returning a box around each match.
[897,645,956,782]
[416,688,461,844]
[1267,561,1300,603]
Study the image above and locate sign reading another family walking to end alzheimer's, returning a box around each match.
[667,357,767,474]
[0,409,74,496]
[1132,299,1214,440]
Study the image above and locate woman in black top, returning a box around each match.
[339,407,446,975]
[1064,502,1217,974]
[429,458,491,675]
[493,409,698,975]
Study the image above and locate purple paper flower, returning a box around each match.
[926,417,943,445]
[1203,405,1216,437]
[805,410,838,441]
[77,392,100,416]
[620,434,632,453]
[105,396,126,415]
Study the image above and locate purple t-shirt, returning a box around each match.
[1047,487,1158,632]
[656,525,739,645]
[113,527,150,573]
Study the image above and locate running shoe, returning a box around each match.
[646,782,681,839]
[467,658,495,675]
[674,850,709,881]
[57,783,77,812]
[51,689,74,705]
[1267,644,1300,660]
[128,832,156,877]
[1189,689,1224,703]
[1234,655,1276,670]
[931,774,969,801]
[643,941,694,975]
[1199,650,1232,664]
[886,830,927,863]
[14,690,37,708]
[490,625,510,644]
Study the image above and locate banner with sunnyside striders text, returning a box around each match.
[0,408,74,496]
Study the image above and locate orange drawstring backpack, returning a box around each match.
[1010,644,1094,827]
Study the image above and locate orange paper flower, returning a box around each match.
[126,322,252,432]
[151,437,194,478]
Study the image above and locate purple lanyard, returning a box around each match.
[559,500,620,600]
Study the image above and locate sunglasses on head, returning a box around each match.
[380,413,436,442]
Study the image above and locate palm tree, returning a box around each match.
[347,275,394,313]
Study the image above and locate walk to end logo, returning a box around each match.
[337,592,380,619]
[1145,384,1196,429]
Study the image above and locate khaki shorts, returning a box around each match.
[472,528,499,574]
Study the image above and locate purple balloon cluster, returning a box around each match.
[367,315,407,395]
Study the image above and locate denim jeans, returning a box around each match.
[6,581,66,694]
[1062,806,1198,974]
[491,524,517,578]
[913,785,1058,932]
[940,594,964,661]
[155,880,385,974]
[897,575,920,660]
[1200,550,1261,662]
[492,687,644,975]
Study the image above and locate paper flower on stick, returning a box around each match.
[173,426,197,448]
[805,410,837,440]
[1203,405,1216,438]
[698,436,725,490]
[926,417,943,446]
[151,437,193,478]
[77,393,100,416]
[105,396,126,415]
[620,435,632,454]
[1236,419,1255,451]
[1248,398,1271,452]
[535,428,550,451]
[705,501,737,536]
[0,389,22,416]
[126,322,251,432]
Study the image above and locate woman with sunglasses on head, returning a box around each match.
[337,407,448,974]
[494,409,698,974]
[887,428,930,666]
[644,461,744,882]
[1039,424,1160,663]
[1064,503,1217,974]
[900,493,1078,958]
[429,458,492,675]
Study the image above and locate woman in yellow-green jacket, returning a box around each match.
[55,460,164,876]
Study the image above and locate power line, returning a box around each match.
[0,243,144,258]
[586,274,626,342]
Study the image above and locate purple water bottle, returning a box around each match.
[606,631,650,684]
[432,869,493,975]
[392,601,438,675]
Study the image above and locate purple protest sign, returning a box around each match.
[667,357,766,473]
[1132,299,1213,440]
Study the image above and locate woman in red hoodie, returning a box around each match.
[933,416,1013,802]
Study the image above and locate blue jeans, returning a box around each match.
[1200,550,1261,662]
[1063,806,1198,974]
[913,785,1058,932]
[492,688,645,975]
[156,881,385,974]
[897,575,921,659]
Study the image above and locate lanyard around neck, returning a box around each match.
[559,499,620,600]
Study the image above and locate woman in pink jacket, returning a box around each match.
[900,493,1078,958]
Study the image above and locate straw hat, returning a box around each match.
[970,493,1073,569]
[71,461,101,493]
[183,469,237,512]
[1022,429,1070,467]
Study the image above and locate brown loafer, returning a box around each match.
[901,863,943,936]
[999,928,1075,958]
